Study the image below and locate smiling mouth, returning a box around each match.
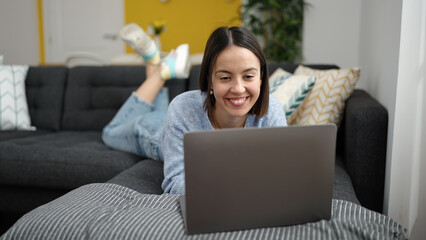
[227,97,249,106]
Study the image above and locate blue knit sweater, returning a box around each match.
[161,90,287,194]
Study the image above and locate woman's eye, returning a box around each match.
[220,76,230,80]
[245,75,254,79]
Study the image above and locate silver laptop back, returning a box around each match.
[181,124,337,234]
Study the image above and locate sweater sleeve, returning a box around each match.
[161,98,186,194]
[161,91,209,194]
[261,94,288,127]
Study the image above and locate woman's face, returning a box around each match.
[211,45,261,128]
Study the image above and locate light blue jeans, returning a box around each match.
[102,88,169,161]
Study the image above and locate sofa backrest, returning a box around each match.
[26,66,68,131]
[25,64,340,132]
[61,66,187,131]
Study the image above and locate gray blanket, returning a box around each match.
[1,183,406,240]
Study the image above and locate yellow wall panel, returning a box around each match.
[38,0,45,64]
[124,0,241,54]
[38,0,241,63]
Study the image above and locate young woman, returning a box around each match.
[102,24,287,195]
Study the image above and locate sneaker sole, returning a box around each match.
[174,44,190,79]
[120,23,150,51]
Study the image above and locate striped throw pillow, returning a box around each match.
[269,68,317,121]
[0,65,35,130]
[289,65,360,126]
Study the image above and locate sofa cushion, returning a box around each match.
[25,66,68,131]
[0,130,51,142]
[188,64,201,90]
[269,68,316,121]
[289,65,361,126]
[62,66,187,131]
[0,65,34,130]
[0,131,141,189]
[333,156,359,204]
[107,159,164,194]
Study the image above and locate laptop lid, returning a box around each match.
[181,124,337,234]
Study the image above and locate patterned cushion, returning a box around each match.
[289,65,360,126]
[0,183,406,240]
[269,68,316,121]
[0,65,35,130]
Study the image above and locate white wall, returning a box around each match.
[304,0,426,237]
[0,1,39,65]
[389,0,426,237]
[302,0,363,87]
[357,0,426,237]
[357,0,402,216]
[303,0,402,214]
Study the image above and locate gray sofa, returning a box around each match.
[0,64,388,234]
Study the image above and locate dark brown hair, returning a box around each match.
[199,26,269,118]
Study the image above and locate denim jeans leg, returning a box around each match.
[106,92,154,127]
[134,110,166,161]
[153,88,169,112]
[102,90,168,160]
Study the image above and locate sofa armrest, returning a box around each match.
[107,159,164,194]
[341,89,388,213]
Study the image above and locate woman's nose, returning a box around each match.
[231,79,245,93]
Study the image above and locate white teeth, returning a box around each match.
[229,98,247,104]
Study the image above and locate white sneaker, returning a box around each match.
[161,44,190,80]
[119,23,159,64]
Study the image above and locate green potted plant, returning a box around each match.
[242,0,307,63]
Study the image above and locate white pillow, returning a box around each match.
[0,65,35,130]
[269,68,317,121]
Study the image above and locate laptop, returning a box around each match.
[180,124,337,235]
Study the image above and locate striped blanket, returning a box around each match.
[1,183,406,240]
